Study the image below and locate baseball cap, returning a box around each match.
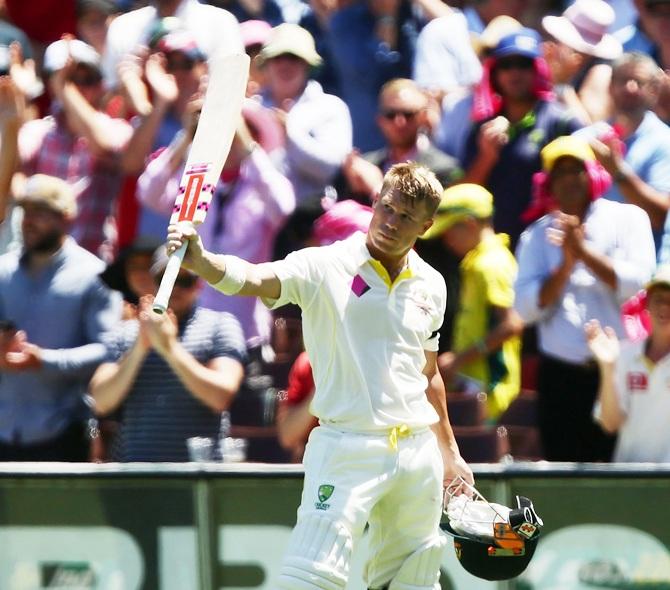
[473,16,523,56]
[421,184,493,240]
[540,136,596,172]
[259,24,322,66]
[43,38,101,74]
[645,265,670,291]
[491,28,542,60]
[15,174,77,218]
[156,30,206,61]
[241,19,272,49]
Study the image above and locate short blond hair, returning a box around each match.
[379,162,443,217]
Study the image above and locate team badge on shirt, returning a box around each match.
[315,484,334,510]
[627,372,648,392]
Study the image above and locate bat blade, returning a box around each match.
[153,52,250,314]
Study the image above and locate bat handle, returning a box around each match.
[152,242,188,314]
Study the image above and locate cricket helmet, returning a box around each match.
[441,477,543,581]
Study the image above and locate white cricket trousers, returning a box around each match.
[276,424,445,590]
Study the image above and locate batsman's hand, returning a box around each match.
[166,223,206,273]
[443,451,474,494]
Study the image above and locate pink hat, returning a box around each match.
[312,200,373,246]
[542,0,622,59]
[240,20,272,49]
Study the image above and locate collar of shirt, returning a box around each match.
[461,232,510,271]
[346,231,417,289]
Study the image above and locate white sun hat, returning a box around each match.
[542,0,623,60]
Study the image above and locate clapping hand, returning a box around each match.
[546,212,585,264]
[0,330,42,372]
[585,319,619,367]
[138,296,178,357]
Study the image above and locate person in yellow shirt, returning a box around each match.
[422,183,524,419]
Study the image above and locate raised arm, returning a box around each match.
[585,319,626,433]
[166,223,281,300]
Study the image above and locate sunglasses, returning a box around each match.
[166,56,197,72]
[70,72,103,87]
[380,109,420,121]
[154,272,198,288]
[174,273,199,288]
[496,56,535,71]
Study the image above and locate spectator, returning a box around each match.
[276,350,316,461]
[240,19,272,98]
[412,4,483,99]
[259,23,352,204]
[99,235,162,317]
[365,78,462,188]
[586,265,670,462]
[514,135,656,461]
[76,0,117,56]
[432,14,522,164]
[3,38,134,261]
[542,0,623,123]
[422,183,523,420]
[328,0,424,152]
[462,28,583,248]
[89,248,246,462]
[298,0,341,96]
[615,0,656,56]
[589,52,670,256]
[0,174,121,461]
[137,100,295,354]
[101,0,242,89]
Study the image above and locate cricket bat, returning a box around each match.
[152,52,250,314]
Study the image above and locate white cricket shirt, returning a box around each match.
[264,232,446,431]
[594,340,670,462]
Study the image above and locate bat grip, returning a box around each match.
[152,242,187,314]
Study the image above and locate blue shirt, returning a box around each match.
[0,238,121,444]
[329,0,421,152]
[463,100,582,248]
[604,111,670,255]
[514,200,655,364]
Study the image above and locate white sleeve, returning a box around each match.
[413,14,482,93]
[612,204,656,303]
[514,224,552,325]
[261,246,331,311]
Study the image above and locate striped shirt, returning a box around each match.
[104,307,246,462]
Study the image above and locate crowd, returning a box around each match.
[1,0,670,465]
